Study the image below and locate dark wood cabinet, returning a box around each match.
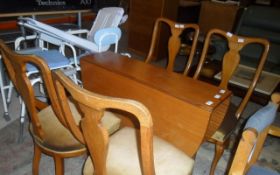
[127,0,179,57]
[198,1,239,34]
[126,0,242,57]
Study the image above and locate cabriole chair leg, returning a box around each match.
[209,142,225,175]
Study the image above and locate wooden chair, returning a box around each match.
[229,93,280,175]
[145,17,199,75]
[193,29,270,175]
[52,70,195,175]
[0,40,121,175]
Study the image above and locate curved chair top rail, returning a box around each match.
[145,17,199,75]
[194,28,270,119]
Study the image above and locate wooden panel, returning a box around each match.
[128,0,179,56]
[128,0,162,55]
[80,52,232,156]
[199,1,239,34]
[206,97,230,138]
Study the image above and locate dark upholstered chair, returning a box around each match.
[229,93,280,175]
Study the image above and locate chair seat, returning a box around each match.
[211,102,239,142]
[31,102,121,152]
[83,127,194,175]
[247,165,280,175]
[17,48,71,72]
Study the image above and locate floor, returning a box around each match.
[0,20,279,175]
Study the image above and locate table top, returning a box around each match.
[81,51,231,112]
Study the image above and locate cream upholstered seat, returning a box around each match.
[31,103,120,151]
[52,70,195,175]
[0,40,120,175]
[83,127,194,175]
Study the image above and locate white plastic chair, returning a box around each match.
[1,10,126,131]
[68,7,126,52]
[17,16,126,69]
[14,28,80,74]
[68,7,130,61]
[7,25,79,142]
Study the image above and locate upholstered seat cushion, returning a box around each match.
[30,102,121,151]
[247,165,280,175]
[17,49,71,72]
[83,127,194,175]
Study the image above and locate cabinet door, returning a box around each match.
[128,0,179,56]
[199,1,239,34]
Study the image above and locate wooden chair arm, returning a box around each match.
[268,92,280,137]
[271,92,280,104]
[268,125,280,137]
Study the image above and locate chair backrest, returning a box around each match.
[87,7,125,41]
[52,70,155,175]
[194,29,269,119]
[229,93,280,175]
[145,17,199,75]
[0,40,66,140]
[94,27,122,53]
